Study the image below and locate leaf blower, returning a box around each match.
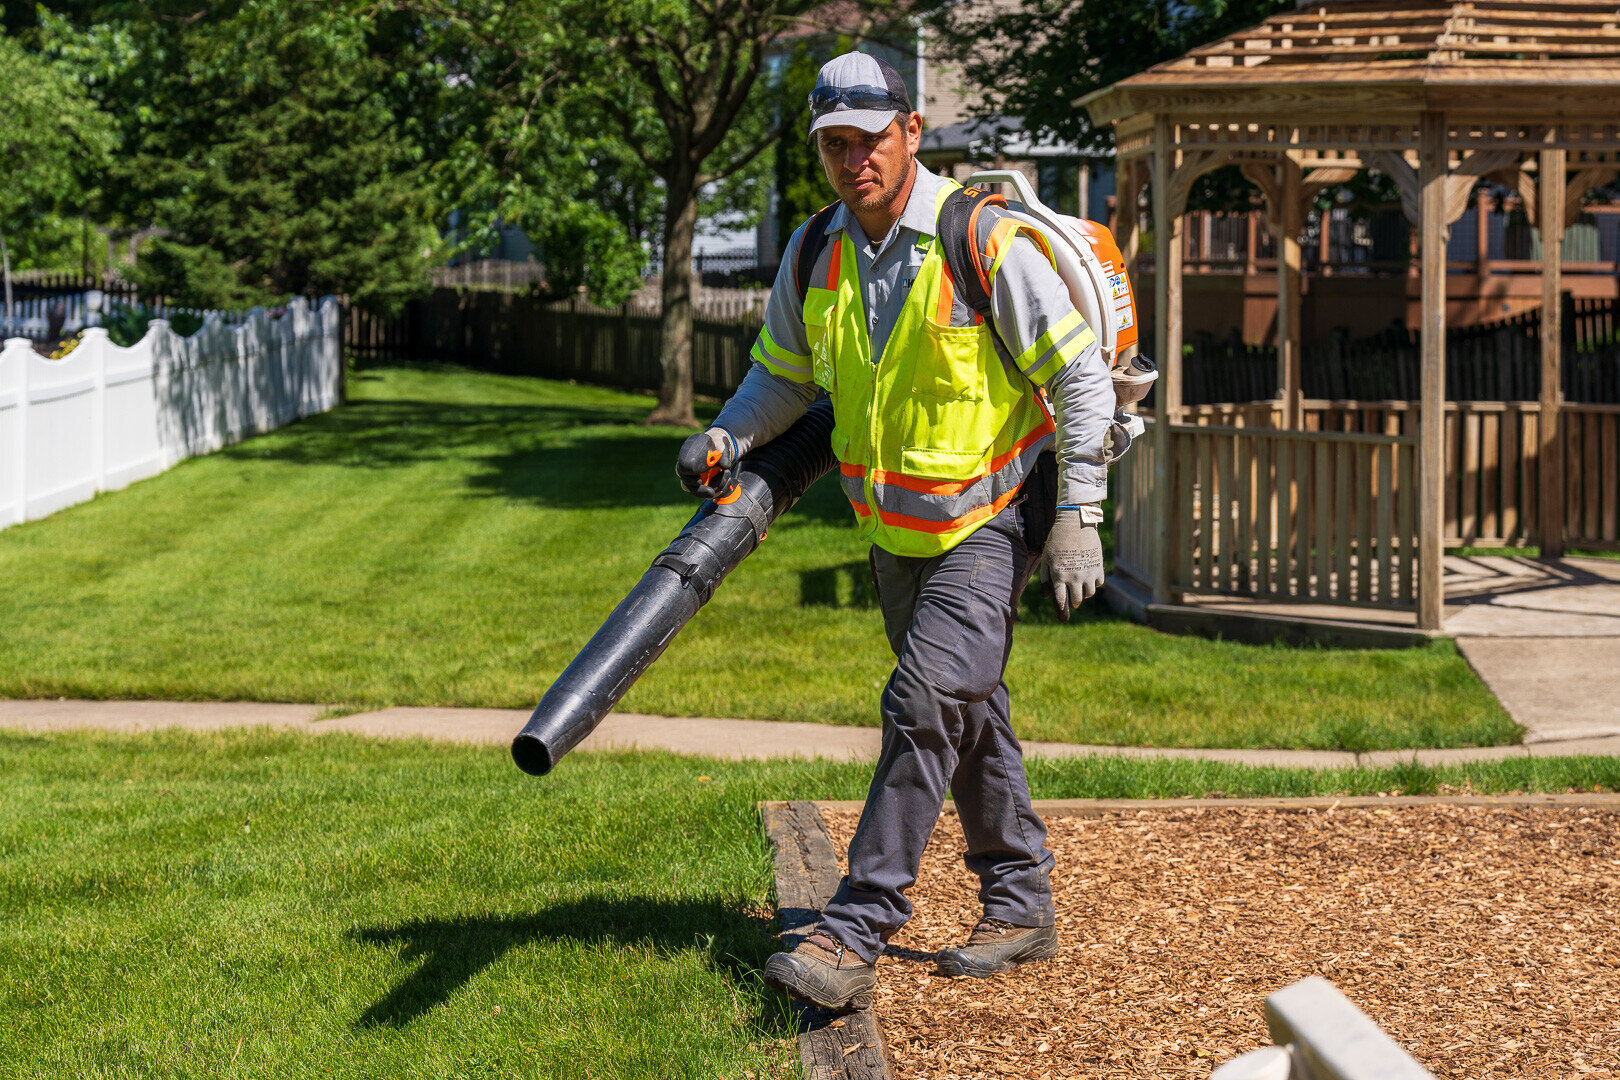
[510,398,837,776]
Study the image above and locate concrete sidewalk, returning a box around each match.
[4,698,1620,768]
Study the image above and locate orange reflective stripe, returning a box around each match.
[840,461,865,478]
[983,218,1019,264]
[866,420,1054,497]
[1020,226,1054,264]
[825,236,842,289]
[966,198,998,301]
[871,485,1022,535]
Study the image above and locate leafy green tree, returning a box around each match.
[0,30,113,320]
[410,0,905,427]
[42,3,441,315]
[419,11,661,305]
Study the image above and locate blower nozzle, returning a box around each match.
[511,398,837,776]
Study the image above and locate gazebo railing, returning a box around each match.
[1115,420,1421,610]
[1160,400,1619,550]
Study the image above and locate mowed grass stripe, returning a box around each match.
[0,363,1517,750]
[0,732,804,1079]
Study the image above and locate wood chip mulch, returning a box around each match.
[820,805,1620,1080]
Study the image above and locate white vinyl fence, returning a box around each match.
[0,291,249,341]
[0,296,341,528]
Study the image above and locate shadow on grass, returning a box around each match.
[221,398,647,470]
[228,392,857,521]
[349,894,783,1030]
[798,561,878,608]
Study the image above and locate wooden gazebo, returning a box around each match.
[1083,0,1620,632]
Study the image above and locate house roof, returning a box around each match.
[1083,0,1620,127]
[919,115,1105,160]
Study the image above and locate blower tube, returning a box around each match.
[511,398,838,776]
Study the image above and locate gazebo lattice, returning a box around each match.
[1082,0,1620,632]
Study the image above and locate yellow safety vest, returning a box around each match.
[802,182,1055,557]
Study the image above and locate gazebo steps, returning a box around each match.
[1102,574,1436,649]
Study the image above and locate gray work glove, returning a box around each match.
[1040,508,1104,621]
[675,427,738,499]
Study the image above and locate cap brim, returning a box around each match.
[808,109,900,138]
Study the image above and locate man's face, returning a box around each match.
[815,113,922,217]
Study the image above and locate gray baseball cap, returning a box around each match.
[807,52,912,140]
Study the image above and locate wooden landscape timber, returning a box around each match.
[761,802,892,1080]
[1083,0,1620,631]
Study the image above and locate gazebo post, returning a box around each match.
[1537,148,1566,559]
[1278,155,1304,429]
[1115,159,1140,270]
[1150,116,1183,605]
[1416,112,1448,632]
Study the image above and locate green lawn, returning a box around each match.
[2,730,1616,1079]
[0,362,1515,751]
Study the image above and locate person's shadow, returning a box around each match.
[349,894,783,1030]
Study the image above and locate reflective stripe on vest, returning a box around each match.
[804,182,1057,557]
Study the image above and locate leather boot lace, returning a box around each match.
[804,930,848,962]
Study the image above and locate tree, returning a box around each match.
[41,3,442,315]
[407,0,904,427]
[0,30,113,324]
[414,7,662,305]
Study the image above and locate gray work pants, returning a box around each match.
[818,503,1056,963]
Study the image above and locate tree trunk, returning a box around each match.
[646,169,699,427]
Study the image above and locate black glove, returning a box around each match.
[675,427,738,499]
[1039,509,1104,621]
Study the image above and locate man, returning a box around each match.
[675,51,1114,1010]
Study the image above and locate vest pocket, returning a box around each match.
[897,318,994,479]
[804,288,838,391]
[916,317,987,402]
[900,444,988,480]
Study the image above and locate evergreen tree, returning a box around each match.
[44,3,442,315]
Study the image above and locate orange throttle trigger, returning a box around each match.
[699,446,725,489]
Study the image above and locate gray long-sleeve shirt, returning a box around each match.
[716,164,1114,507]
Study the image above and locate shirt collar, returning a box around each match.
[826,163,949,243]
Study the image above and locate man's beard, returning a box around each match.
[848,161,910,215]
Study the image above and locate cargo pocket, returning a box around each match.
[917,317,986,402]
[804,288,837,392]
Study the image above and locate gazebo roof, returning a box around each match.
[1083,0,1620,127]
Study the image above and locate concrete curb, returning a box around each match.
[812,793,1620,816]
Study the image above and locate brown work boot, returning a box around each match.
[763,929,878,1011]
[934,918,1059,978]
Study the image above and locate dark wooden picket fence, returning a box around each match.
[356,287,1618,407]
[347,287,760,398]
[1157,295,1620,406]
[6,270,143,303]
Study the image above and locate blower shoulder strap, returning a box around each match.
[792,203,842,304]
[937,185,1006,323]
